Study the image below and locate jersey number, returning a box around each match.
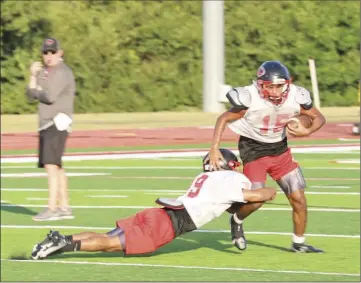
[260,114,293,134]
[187,174,209,198]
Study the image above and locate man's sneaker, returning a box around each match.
[57,207,74,220]
[230,214,247,250]
[291,242,324,253]
[31,231,67,260]
[32,209,60,222]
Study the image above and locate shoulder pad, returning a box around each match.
[226,87,251,109]
[294,86,313,110]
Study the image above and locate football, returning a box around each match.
[287,114,312,129]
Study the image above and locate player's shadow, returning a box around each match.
[51,231,289,260]
[1,203,37,216]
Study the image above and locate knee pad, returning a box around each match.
[276,167,306,195]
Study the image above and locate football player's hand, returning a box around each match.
[286,122,311,137]
[206,147,226,171]
[30,61,43,76]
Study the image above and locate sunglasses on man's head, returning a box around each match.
[43,50,57,55]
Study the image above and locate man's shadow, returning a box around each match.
[1,203,37,216]
[53,231,290,260]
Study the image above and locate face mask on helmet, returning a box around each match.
[256,62,292,105]
[203,149,241,172]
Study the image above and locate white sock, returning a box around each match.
[233,213,243,224]
[293,234,305,244]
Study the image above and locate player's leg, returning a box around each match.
[31,208,177,259]
[270,149,323,253]
[229,158,268,250]
[31,228,125,260]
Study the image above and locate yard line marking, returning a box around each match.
[111,176,361,181]
[301,192,360,195]
[339,138,360,141]
[143,192,360,196]
[333,159,360,164]
[86,195,128,198]
[110,176,194,180]
[26,198,48,201]
[2,188,359,194]
[1,146,359,163]
[145,192,181,195]
[306,178,359,181]
[0,258,359,277]
[0,173,111,178]
[1,204,358,212]
[305,167,359,170]
[1,200,9,203]
[310,186,351,189]
[1,224,359,239]
[2,165,359,170]
[1,188,187,193]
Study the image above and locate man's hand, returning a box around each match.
[205,147,226,171]
[30,62,43,76]
[286,121,311,137]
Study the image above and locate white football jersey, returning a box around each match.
[227,82,313,143]
[177,171,251,228]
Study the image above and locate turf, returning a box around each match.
[1,151,360,281]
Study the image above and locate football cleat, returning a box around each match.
[230,214,247,251]
[291,242,324,253]
[31,230,67,260]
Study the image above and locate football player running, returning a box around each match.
[31,149,277,260]
[207,61,326,253]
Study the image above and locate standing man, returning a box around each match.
[26,37,76,221]
[207,61,326,253]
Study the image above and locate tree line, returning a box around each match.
[1,1,359,114]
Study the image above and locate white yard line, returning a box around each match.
[1,188,187,192]
[1,146,359,164]
[86,195,128,198]
[0,203,358,212]
[301,192,359,195]
[338,138,360,141]
[0,258,359,277]
[1,173,111,178]
[1,225,359,239]
[310,185,351,189]
[2,188,359,195]
[334,159,360,164]
[305,167,359,170]
[1,165,360,170]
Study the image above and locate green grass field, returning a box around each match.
[1,142,360,281]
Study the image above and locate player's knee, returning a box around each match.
[289,191,307,212]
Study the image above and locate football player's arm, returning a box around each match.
[300,106,326,135]
[210,88,249,150]
[242,187,277,203]
[292,87,326,136]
